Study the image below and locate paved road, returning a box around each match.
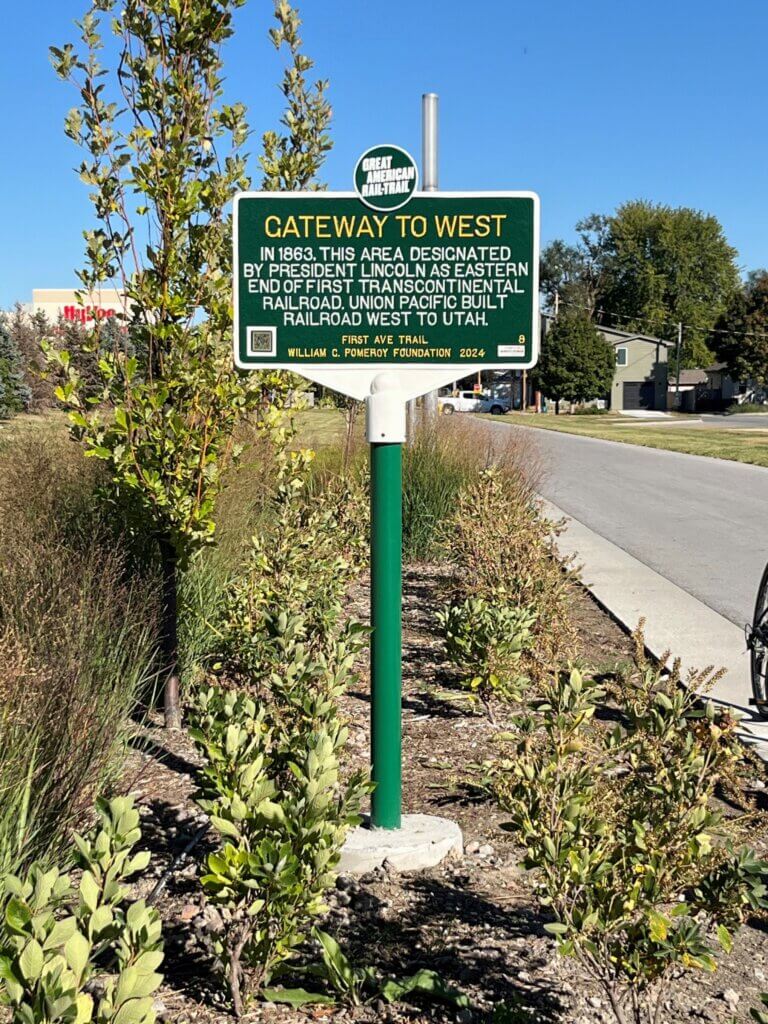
[484,420,768,627]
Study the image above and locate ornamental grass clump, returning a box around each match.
[0,435,158,877]
[0,797,163,1024]
[493,648,767,1024]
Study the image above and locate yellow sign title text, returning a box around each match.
[263,213,508,241]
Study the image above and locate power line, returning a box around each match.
[553,295,768,343]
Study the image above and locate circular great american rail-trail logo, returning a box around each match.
[353,144,419,212]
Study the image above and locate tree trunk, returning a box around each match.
[555,399,560,415]
[158,534,182,730]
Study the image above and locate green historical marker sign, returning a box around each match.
[233,191,540,375]
[233,141,541,836]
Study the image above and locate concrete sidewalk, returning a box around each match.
[543,498,768,761]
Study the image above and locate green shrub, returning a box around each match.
[437,596,537,717]
[442,466,576,670]
[0,797,163,1024]
[725,402,767,415]
[190,682,367,1015]
[0,323,31,420]
[494,655,766,1024]
[189,425,369,1015]
[209,441,363,688]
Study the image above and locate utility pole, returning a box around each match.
[675,322,682,406]
[421,93,440,421]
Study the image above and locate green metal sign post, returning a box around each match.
[370,440,403,828]
[233,136,539,836]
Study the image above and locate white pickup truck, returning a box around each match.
[438,390,511,416]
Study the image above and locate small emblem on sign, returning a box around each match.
[354,144,418,212]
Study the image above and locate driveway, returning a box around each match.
[483,420,768,627]
[699,413,768,430]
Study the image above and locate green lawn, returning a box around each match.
[480,412,768,469]
[0,406,351,453]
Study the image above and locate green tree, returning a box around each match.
[540,214,611,317]
[260,0,332,190]
[599,201,740,368]
[542,202,740,369]
[0,322,31,420]
[714,270,768,385]
[48,0,330,728]
[532,314,615,413]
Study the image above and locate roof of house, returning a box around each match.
[540,312,671,347]
[669,369,709,386]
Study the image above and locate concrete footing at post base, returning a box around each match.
[339,814,463,874]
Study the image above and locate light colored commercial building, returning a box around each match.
[31,288,128,324]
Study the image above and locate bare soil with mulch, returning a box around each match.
[125,568,768,1024]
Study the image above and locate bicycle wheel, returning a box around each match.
[750,562,768,718]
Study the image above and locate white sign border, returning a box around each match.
[233,190,540,399]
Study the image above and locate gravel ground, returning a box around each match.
[120,567,768,1024]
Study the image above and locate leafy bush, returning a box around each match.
[442,466,576,670]
[190,680,367,1014]
[209,437,363,689]
[188,423,369,1015]
[0,797,163,1024]
[437,596,537,717]
[0,435,159,875]
[494,652,766,1024]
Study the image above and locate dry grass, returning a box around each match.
[0,433,159,873]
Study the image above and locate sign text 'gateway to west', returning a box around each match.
[234,191,540,372]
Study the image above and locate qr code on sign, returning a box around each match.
[247,327,276,356]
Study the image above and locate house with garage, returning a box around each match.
[540,315,671,412]
[607,325,671,411]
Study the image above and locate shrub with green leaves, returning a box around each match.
[493,656,766,1024]
[442,466,576,671]
[189,686,367,1016]
[188,411,371,1015]
[0,797,162,1024]
[210,435,363,689]
[437,595,537,717]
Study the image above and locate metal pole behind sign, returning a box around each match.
[422,93,439,421]
[422,93,438,192]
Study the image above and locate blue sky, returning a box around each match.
[1,0,766,308]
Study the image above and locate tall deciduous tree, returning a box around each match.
[48,0,330,728]
[260,0,332,191]
[542,202,740,369]
[599,201,740,368]
[540,214,611,317]
[532,314,615,413]
[714,270,768,386]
